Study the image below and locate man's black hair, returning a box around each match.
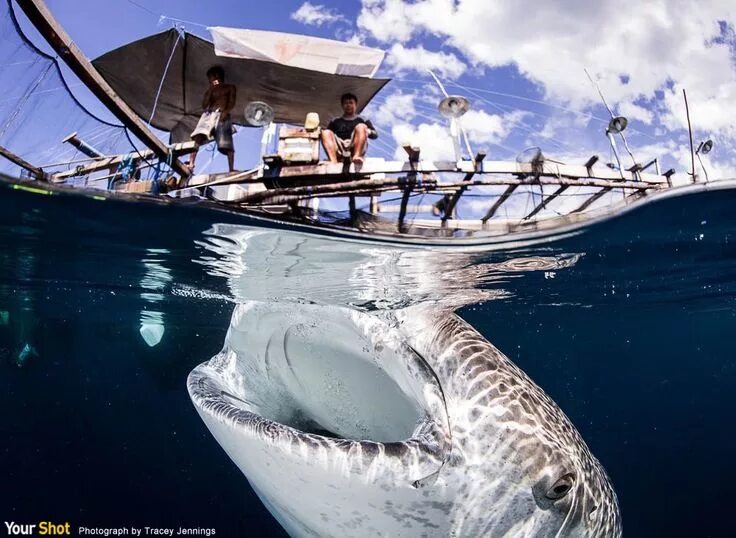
[340,92,358,104]
[207,65,225,81]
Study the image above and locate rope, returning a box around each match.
[147,27,184,127]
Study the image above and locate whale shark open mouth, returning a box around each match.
[188,302,451,504]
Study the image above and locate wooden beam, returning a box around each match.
[261,159,668,184]
[0,144,45,179]
[397,186,413,229]
[442,150,486,221]
[574,187,612,213]
[481,184,519,222]
[15,0,189,177]
[584,155,599,171]
[403,144,421,163]
[524,185,568,220]
[377,204,437,214]
[238,176,436,204]
[53,141,197,180]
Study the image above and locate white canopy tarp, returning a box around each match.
[209,27,385,78]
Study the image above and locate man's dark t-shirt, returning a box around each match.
[327,116,377,140]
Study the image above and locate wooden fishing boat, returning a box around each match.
[1,0,694,245]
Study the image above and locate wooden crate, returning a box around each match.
[278,128,320,164]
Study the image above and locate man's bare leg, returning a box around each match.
[320,130,339,163]
[188,137,205,172]
[351,124,368,164]
[227,150,235,172]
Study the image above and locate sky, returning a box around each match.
[17,0,736,181]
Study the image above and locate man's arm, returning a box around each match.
[223,85,237,116]
[364,119,378,140]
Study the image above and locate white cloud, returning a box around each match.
[385,43,467,79]
[357,0,736,167]
[291,2,347,26]
[371,91,417,127]
[391,122,454,160]
[618,101,655,125]
[462,109,529,145]
[387,109,525,160]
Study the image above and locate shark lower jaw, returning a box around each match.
[188,300,450,476]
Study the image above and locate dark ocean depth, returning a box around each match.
[1,182,734,537]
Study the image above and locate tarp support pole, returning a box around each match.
[15,0,190,178]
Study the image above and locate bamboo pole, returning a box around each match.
[0,144,45,179]
[15,0,190,177]
[524,185,568,220]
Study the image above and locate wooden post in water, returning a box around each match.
[15,0,190,178]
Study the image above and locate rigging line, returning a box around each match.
[0,62,53,139]
[7,0,122,128]
[124,0,157,16]
[123,0,209,29]
[148,29,183,127]
[124,127,159,170]
[452,83,571,151]
[158,15,209,30]
[0,82,85,106]
[393,77,660,142]
[368,97,518,157]
[368,136,398,158]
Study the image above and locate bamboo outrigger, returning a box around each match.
[2,0,687,243]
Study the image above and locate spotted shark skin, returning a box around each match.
[395,306,622,537]
[188,301,621,537]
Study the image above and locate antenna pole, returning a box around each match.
[696,151,709,182]
[585,68,638,169]
[428,70,473,160]
[683,89,696,183]
[606,131,625,180]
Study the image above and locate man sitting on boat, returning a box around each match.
[188,66,237,173]
[321,92,378,165]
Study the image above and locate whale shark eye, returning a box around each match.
[545,473,575,500]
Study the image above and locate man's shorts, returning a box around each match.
[191,110,234,154]
[331,131,367,158]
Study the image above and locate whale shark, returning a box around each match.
[187,300,621,537]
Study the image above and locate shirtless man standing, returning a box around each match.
[189,65,237,173]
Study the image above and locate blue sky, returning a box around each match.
[12,0,736,181]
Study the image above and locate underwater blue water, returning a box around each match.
[1,180,734,537]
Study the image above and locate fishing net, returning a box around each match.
[0,0,154,186]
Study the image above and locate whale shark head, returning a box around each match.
[188,301,620,537]
[397,307,622,537]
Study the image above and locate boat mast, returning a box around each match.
[14,0,190,178]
